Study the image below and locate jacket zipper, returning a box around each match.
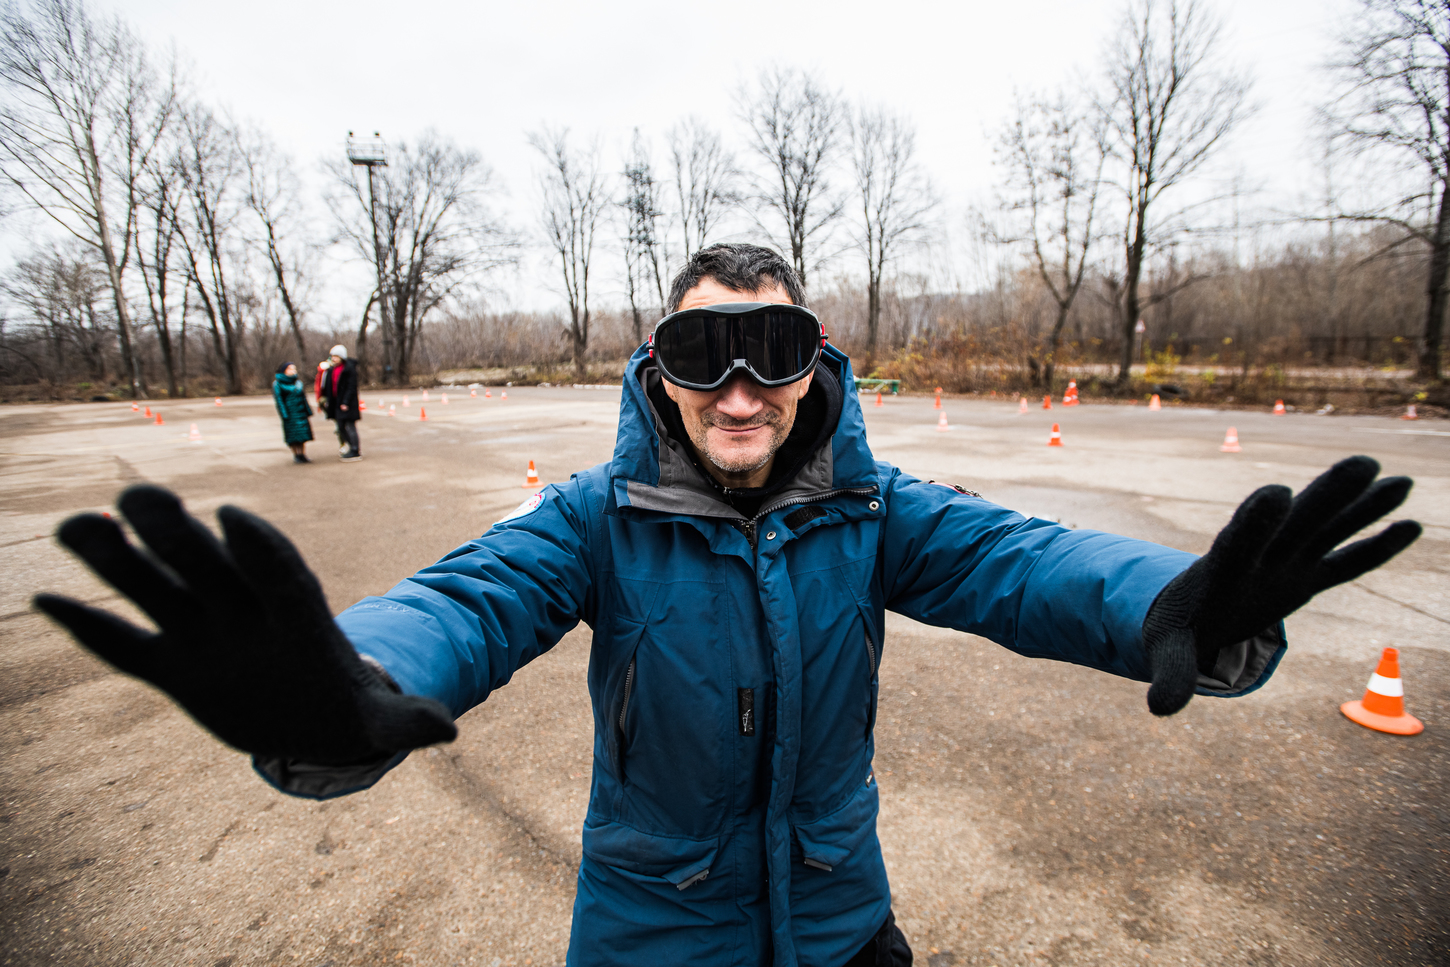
[864,627,877,677]
[736,485,879,551]
[618,657,636,732]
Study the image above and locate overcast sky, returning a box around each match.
[55,0,1366,317]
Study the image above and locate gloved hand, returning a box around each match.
[32,485,456,764]
[1142,455,1421,716]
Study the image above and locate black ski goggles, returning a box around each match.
[648,302,826,391]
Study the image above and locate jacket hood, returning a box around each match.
[608,342,877,519]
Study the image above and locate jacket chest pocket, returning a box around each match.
[609,582,732,839]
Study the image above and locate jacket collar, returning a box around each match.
[608,343,877,520]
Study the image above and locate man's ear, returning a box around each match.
[662,379,681,403]
[795,371,815,400]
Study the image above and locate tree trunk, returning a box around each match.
[355,293,376,386]
[866,271,881,373]
[84,130,144,399]
[1420,179,1450,382]
[1044,301,1071,391]
[1116,214,1148,388]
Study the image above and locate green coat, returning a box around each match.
[272,375,314,445]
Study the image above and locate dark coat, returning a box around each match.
[257,343,1286,967]
[319,358,361,422]
[271,374,313,445]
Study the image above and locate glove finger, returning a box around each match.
[118,485,246,606]
[1262,456,1379,569]
[217,505,335,626]
[32,593,161,682]
[1304,476,1414,561]
[1315,520,1423,590]
[1202,484,1292,579]
[1145,626,1198,717]
[56,513,198,630]
[363,692,459,753]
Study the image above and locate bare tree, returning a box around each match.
[737,68,845,290]
[1099,0,1250,386]
[133,144,184,396]
[328,132,515,385]
[2,242,110,383]
[529,127,608,380]
[668,116,739,261]
[998,92,1107,389]
[1330,0,1450,380]
[170,102,246,394]
[242,130,311,360]
[0,0,173,397]
[619,129,665,347]
[849,105,935,367]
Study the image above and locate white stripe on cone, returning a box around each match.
[1366,672,1404,697]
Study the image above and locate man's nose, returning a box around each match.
[714,372,765,418]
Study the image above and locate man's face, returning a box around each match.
[660,278,815,490]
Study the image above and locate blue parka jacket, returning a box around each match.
[258,345,1284,967]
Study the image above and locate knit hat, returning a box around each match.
[275,361,294,375]
[329,345,348,359]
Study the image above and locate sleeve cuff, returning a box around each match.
[1194,621,1286,698]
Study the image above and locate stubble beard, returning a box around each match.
[692,411,790,476]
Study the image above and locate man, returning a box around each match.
[318,344,362,461]
[35,244,1420,967]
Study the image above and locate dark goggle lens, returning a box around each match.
[656,312,820,386]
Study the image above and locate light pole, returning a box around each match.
[347,131,390,383]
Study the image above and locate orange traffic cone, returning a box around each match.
[1018,397,1028,414]
[359,400,367,411]
[875,391,883,407]
[214,397,222,406]
[501,391,508,400]
[522,460,540,488]
[131,401,139,412]
[1342,648,1423,735]
[934,387,942,410]
[154,412,163,426]
[1402,404,1419,421]
[935,411,950,432]
[442,393,449,404]
[1273,399,1286,415]
[144,405,152,417]
[423,389,430,401]
[388,405,396,417]
[403,395,410,407]
[470,388,477,398]
[1063,380,1079,406]
[419,407,428,421]
[486,389,492,399]
[1048,422,1063,447]
[1219,427,1242,452]
[1042,394,1052,410]
[1148,394,1162,411]
[188,423,200,442]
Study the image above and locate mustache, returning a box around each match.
[702,412,782,431]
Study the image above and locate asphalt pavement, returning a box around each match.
[1,388,1445,967]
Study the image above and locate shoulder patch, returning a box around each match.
[498,490,546,524]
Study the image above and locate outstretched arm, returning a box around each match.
[879,456,1419,714]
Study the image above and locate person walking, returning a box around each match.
[271,362,314,464]
[34,244,1422,967]
[317,344,362,461]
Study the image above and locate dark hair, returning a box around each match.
[666,242,806,313]
[275,361,294,375]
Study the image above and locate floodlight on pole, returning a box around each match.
[348,131,392,381]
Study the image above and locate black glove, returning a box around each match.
[33,485,456,764]
[1142,455,1421,716]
